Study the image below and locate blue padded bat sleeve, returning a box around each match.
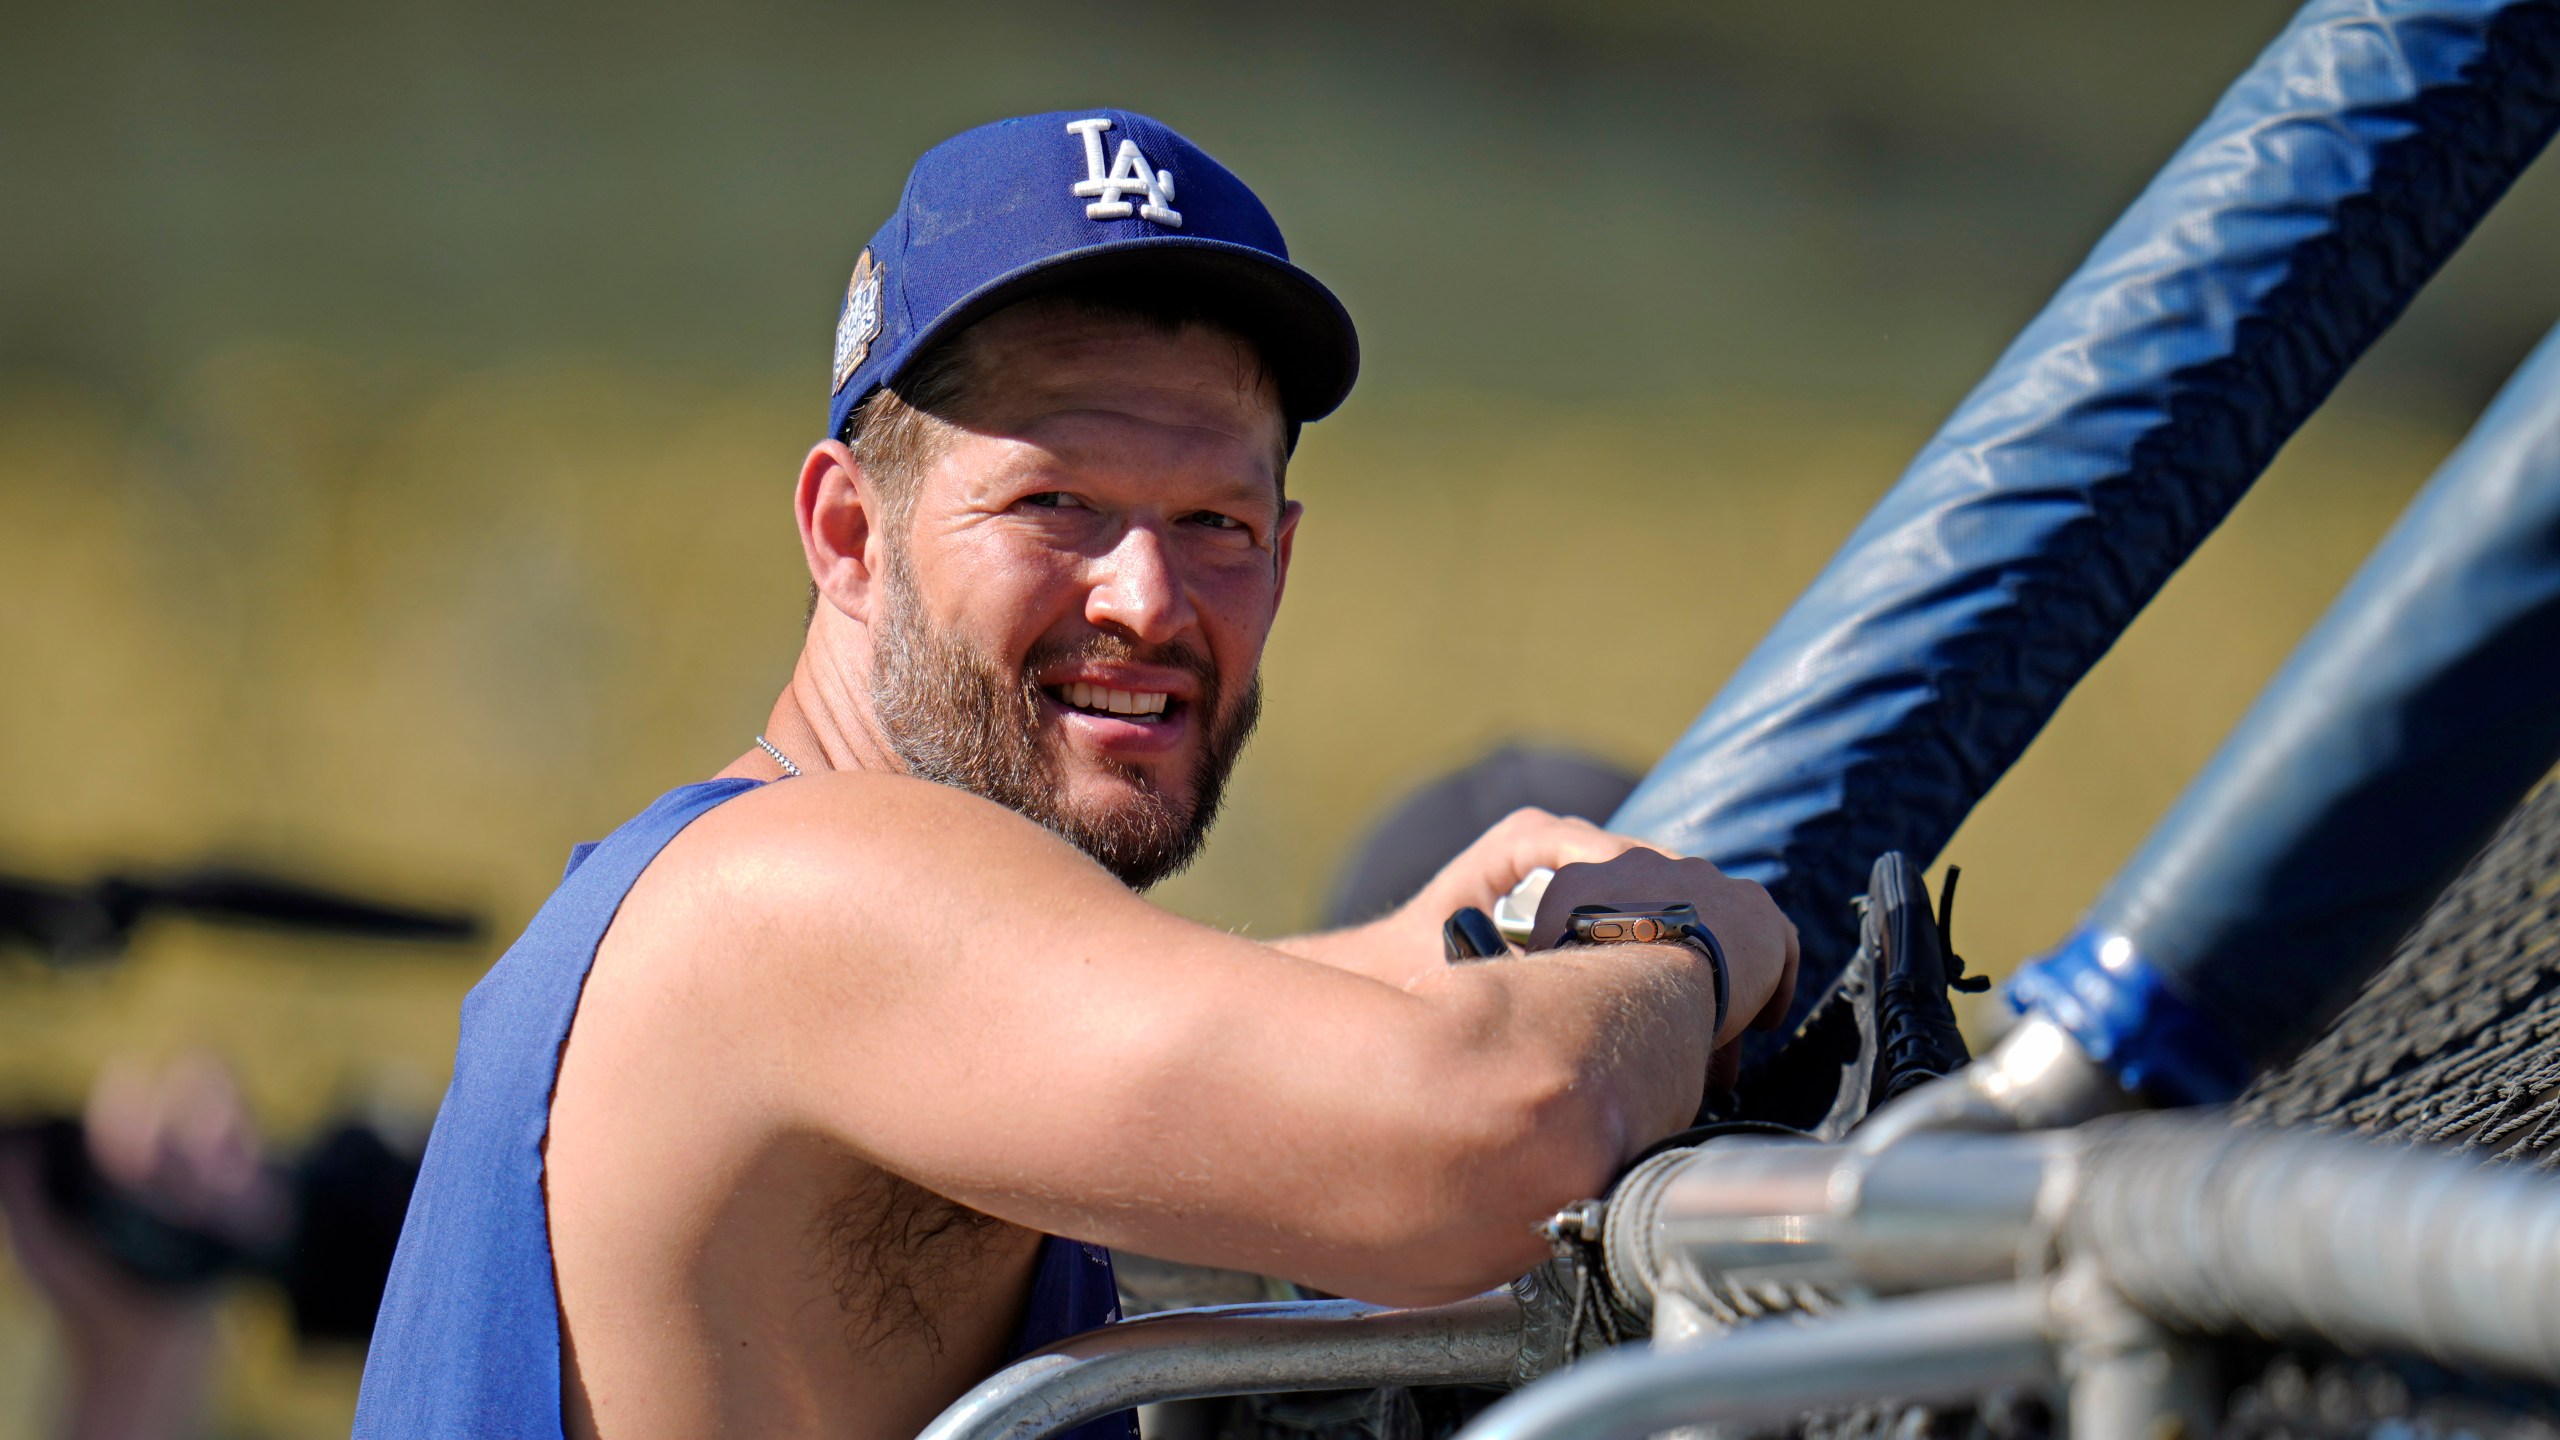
[1611,0,2560,1031]
[2012,321,2560,1103]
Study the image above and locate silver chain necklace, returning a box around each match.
[754,734,804,778]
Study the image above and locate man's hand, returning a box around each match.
[0,1051,282,1440]
[1282,808,1645,984]
[1395,807,1641,937]
[1291,811,1799,1048]
[1532,849,1800,1061]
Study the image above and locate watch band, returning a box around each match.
[1677,920,1732,1048]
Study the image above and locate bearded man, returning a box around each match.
[352,110,1800,1440]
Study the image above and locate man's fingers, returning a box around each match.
[1707,1042,1744,1094]
[1488,808,1650,878]
[1751,916,1801,1031]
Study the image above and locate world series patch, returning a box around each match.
[832,249,884,395]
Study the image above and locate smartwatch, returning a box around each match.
[1563,902,1729,1043]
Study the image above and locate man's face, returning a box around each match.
[866,305,1299,889]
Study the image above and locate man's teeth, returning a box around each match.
[1060,682,1169,717]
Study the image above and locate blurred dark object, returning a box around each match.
[10,1113,423,1345]
[1440,907,1508,962]
[0,863,483,965]
[1327,746,1640,929]
[29,1117,248,1288]
[281,1122,423,1343]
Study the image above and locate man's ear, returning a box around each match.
[1271,498,1304,607]
[798,439,884,624]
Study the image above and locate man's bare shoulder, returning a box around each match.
[709,767,1056,842]
[643,770,1124,930]
[580,770,1161,1066]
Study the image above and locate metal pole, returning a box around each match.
[915,1294,1525,1440]
[2053,1264,2218,1440]
[1449,1286,2055,1440]
[1852,1015,2134,1148]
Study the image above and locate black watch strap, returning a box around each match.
[1677,920,1731,1046]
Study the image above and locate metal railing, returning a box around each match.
[921,1072,2560,1440]
[913,1294,1536,1440]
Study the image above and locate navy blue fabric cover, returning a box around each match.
[1610,0,2560,1034]
[2012,320,2560,1099]
[354,779,1133,1440]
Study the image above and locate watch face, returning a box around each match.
[1569,903,1699,945]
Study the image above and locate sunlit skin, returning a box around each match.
[542,306,1801,1440]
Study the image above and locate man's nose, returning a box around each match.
[1084,522,1198,646]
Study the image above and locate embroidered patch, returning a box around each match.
[831,249,885,395]
[1064,117,1181,228]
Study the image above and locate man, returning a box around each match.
[353,110,1799,1440]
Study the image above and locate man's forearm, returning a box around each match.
[1269,914,1447,988]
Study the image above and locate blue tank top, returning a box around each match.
[354,779,1134,1440]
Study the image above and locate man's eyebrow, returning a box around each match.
[1167,467,1287,522]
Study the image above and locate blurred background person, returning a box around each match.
[0,864,465,1438]
[0,1056,251,1440]
[0,1052,427,1440]
[1323,746,1641,932]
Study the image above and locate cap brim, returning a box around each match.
[891,236,1359,425]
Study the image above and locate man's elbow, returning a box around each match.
[1331,1057,1629,1305]
[1466,1054,1628,1213]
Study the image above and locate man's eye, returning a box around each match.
[1185,511,1246,532]
[1019,492,1085,511]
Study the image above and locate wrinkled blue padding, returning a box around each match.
[2004,930,2255,1105]
[2014,320,2560,1086]
[1612,0,2560,1035]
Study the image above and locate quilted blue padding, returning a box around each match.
[1613,0,2560,1040]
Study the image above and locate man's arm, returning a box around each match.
[562,772,1791,1306]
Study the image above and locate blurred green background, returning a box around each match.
[4,0,2556,1432]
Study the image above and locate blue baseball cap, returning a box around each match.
[827,109,1359,440]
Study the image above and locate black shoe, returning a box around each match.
[1724,928,1879,1137]
[1867,851,1989,1107]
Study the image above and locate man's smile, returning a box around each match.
[1035,660,1203,757]
[1051,681,1171,717]
[1038,685,1194,757]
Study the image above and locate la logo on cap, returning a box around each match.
[1065,118,1182,228]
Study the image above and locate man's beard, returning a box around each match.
[868,565,1262,890]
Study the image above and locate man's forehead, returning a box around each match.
[973,307,1277,401]
[954,307,1288,459]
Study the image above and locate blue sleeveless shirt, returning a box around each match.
[355,780,1134,1439]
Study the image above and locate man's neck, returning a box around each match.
[726,642,904,783]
